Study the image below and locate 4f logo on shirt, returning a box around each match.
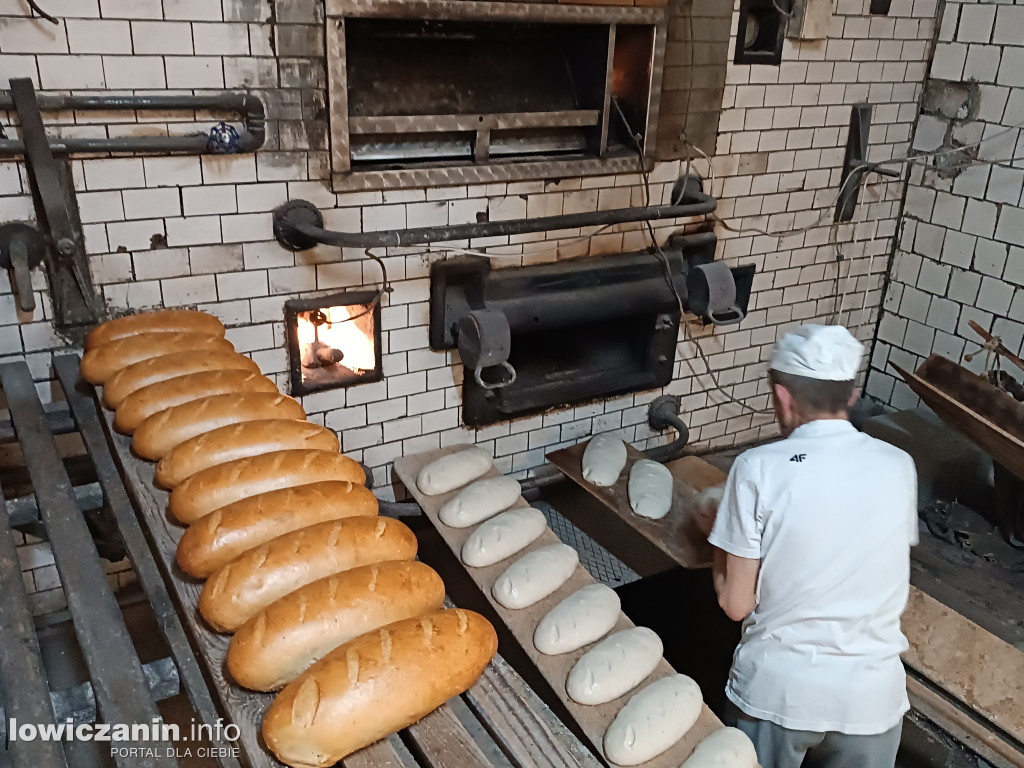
[790,454,807,463]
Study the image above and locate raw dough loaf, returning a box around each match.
[566,627,663,705]
[603,674,703,766]
[439,475,521,528]
[628,459,674,520]
[102,350,261,408]
[492,543,578,609]
[169,449,365,524]
[262,609,497,768]
[86,309,225,351]
[198,517,417,632]
[534,584,620,655]
[155,419,340,489]
[581,434,627,487]
[227,561,445,691]
[175,481,378,578]
[461,507,547,568]
[80,332,234,384]
[416,446,492,495]
[680,727,757,768]
[132,392,306,460]
[114,369,278,434]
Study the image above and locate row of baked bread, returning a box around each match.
[81,309,497,768]
[415,445,757,768]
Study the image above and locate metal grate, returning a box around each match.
[534,501,640,587]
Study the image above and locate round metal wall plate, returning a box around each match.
[272,200,326,252]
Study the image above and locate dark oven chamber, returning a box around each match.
[430,233,720,427]
[285,291,384,396]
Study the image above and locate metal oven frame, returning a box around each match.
[325,0,668,191]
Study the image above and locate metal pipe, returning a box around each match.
[272,178,717,250]
[643,411,692,463]
[0,91,265,155]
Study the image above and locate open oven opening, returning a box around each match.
[337,14,657,171]
[285,291,383,397]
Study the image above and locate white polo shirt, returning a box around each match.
[709,419,918,735]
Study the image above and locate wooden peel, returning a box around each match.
[965,320,1024,375]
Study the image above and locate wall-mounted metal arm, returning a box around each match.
[272,176,716,250]
[0,91,265,156]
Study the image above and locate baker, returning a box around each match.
[694,324,918,768]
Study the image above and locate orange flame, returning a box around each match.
[297,304,376,374]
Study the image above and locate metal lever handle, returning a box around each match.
[9,238,36,312]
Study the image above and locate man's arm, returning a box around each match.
[712,548,759,622]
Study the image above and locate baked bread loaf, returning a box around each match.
[80,332,234,384]
[132,393,306,460]
[176,481,378,578]
[103,350,261,408]
[114,369,278,434]
[156,420,340,489]
[199,517,417,632]
[227,560,445,691]
[262,609,497,768]
[86,309,225,351]
[170,449,365,524]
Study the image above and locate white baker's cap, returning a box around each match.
[770,324,863,381]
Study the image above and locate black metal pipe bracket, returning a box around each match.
[0,88,265,156]
[272,174,717,251]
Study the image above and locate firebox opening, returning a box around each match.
[285,291,383,397]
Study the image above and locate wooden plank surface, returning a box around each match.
[903,586,1024,745]
[394,445,725,768]
[99,405,598,768]
[546,442,717,569]
[892,359,1024,481]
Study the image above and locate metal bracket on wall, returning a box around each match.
[9,78,99,327]
[835,103,900,222]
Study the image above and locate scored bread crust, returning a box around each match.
[114,369,279,434]
[175,481,378,578]
[198,517,418,632]
[85,309,224,351]
[169,449,365,524]
[80,332,234,384]
[155,420,340,489]
[131,392,306,460]
[226,560,445,691]
[103,350,261,408]
[262,609,497,768]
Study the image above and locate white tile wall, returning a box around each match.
[0,0,939,600]
[867,0,1024,408]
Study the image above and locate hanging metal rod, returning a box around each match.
[272,175,716,250]
[0,91,265,155]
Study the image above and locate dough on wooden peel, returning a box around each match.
[680,727,757,768]
[582,434,627,487]
[416,446,493,496]
[439,475,521,528]
[461,507,547,568]
[534,584,620,655]
[566,627,663,705]
[628,459,674,520]
[603,674,703,765]
[492,543,578,609]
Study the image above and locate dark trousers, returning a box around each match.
[724,700,903,768]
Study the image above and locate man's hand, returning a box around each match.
[693,485,724,537]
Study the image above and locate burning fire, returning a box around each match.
[296,304,376,374]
